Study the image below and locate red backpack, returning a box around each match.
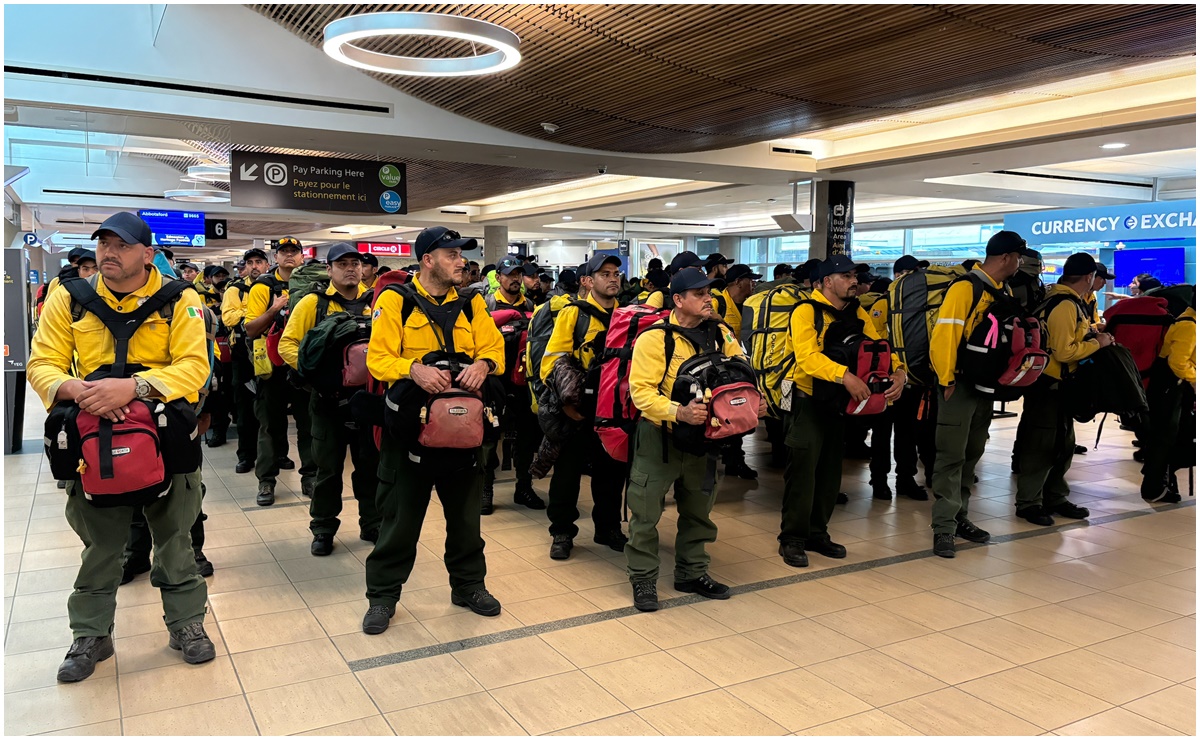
[806,301,894,416]
[1104,295,1173,389]
[594,304,673,462]
[956,275,1048,401]
[486,294,534,387]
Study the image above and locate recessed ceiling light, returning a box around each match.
[562,216,572,221]
[664,202,678,208]
[1100,142,1128,150]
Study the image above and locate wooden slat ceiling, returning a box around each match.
[252,3,1196,154]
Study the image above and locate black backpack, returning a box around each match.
[956,274,1049,402]
[1062,344,1149,426]
[660,321,758,456]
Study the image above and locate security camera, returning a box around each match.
[597,165,608,175]
[390,225,397,229]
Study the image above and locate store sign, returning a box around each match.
[231,152,407,215]
[357,242,412,257]
[1005,200,1197,245]
[823,181,854,256]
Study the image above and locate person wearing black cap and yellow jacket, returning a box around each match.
[243,237,313,506]
[713,263,761,480]
[641,251,705,309]
[779,255,906,568]
[1012,253,1109,526]
[542,253,629,560]
[360,252,380,291]
[1140,285,1195,503]
[221,248,269,474]
[362,226,506,634]
[928,231,1028,558]
[625,269,749,611]
[28,211,215,682]
[279,244,381,556]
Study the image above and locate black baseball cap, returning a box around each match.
[704,253,731,269]
[725,264,762,283]
[917,260,931,268]
[584,253,621,276]
[893,255,920,274]
[178,262,199,273]
[275,236,302,252]
[326,243,364,265]
[75,250,96,264]
[1095,262,1116,280]
[360,252,379,268]
[648,258,664,271]
[203,264,230,279]
[668,251,704,274]
[91,211,152,247]
[1061,253,1099,277]
[985,230,1033,257]
[496,256,524,276]
[414,226,477,259]
[558,269,579,287]
[796,258,822,282]
[67,246,91,262]
[816,254,866,280]
[670,269,718,296]
[234,260,246,269]
[646,268,669,288]
[242,247,268,262]
[773,263,792,278]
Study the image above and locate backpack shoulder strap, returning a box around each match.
[63,276,192,375]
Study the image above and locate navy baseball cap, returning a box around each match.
[414,226,476,259]
[242,247,268,262]
[668,251,704,275]
[326,243,364,265]
[67,246,91,262]
[203,264,230,279]
[816,254,866,280]
[1061,253,1099,277]
[646,268,669,289]
[893,255,920,274]
[670,269,717,295]
[704,253,731,269]
[360,252,379,267]
[496,256,525,276]
[1095,262,1116,280]
[985,230,1033,257]
[75,250,96,263]
[584,254,621,276]
[178,262,199,273]
[725,264,762,283]
[91,211,152,247]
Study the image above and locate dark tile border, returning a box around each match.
[347,498,1195,671]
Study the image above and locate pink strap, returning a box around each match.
[984,314,1000,348]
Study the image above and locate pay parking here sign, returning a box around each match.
[230,152,407,215]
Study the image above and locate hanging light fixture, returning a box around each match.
[323,12,521,77]
[185,164,231,182]
[165,188,229,203]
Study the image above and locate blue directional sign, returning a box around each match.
[22,233,38,246]
[137,209,206,247]
[1005,200,1197,246]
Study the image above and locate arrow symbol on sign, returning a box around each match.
[240,163,259,181]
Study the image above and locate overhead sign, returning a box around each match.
[617,239,630,256]
[28,269,38,284]
[357,242,412,257]
[4,250,29,371]
[1005,200,1197,246]
[22,233,38,247]
[138,209,206,247]
[205,219,227,240]
[231,152,408,215]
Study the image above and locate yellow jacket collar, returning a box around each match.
[971,265,1004,290]
[412,276,457,303]
[94,266,164,303]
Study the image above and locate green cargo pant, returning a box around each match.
[364,434,487,607]
[781,398,845,546]
[308,395,381,537]
[231,346,259,466]
[254,367,314,485]
[1014,379,1075,511]
[931,384,993,535]
[64,472,207,638]
[625,421,719,583]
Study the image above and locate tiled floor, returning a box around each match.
[4,392,1195,736]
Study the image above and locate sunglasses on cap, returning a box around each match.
[440,230,462,243]
[276,237,301,249]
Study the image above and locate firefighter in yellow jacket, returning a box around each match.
[220,250,269,474]
[361,226,505,635]
[1141,287,1196,503]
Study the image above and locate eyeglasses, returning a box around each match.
[439,230,461,243]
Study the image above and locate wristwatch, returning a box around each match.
[133,377,152,399]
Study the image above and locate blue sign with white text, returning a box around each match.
[1004,200,1197,246]
[137,209,206,247]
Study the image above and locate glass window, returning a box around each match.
[910,223,1003,265]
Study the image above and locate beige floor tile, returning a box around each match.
[490,670,628,735]
[709,557,798,585]
[247,672,379,735]
[1154,568,1197,592]
[544,558,631,591]
[4,678,120,735]
[551,712,660,736]
[540,619,658,668]
[8,588,70,623]
[756,580,868,617]
[204,561,290,594]
[384,692,526,736]
[332,621,437,663]
[984,569,1099,603]
[503,592,600,625]
[1110,580,1195,616]
[637,688,788,736]
[14,564,77,596]
[806,649,948,707]
[19,544,83,572]
[1037,559,1143,591]
[1142,615,1197,650]
[689,592,800,631]
[706,538,767,566]
[1020,532,1114,559]
[358,653,483,712]
[485,569,571,603]
[207,582,305,621]
[1123,684,1196,734]
[231,636,350,693]
[510,542,602,570]
[4,645,117,693]
[1025,649,1173,704]
[122,695,258,736]
[220,607,326,653]
[935,549,1027,579]
[796,709,922,735]
[880,632,1015,684]
[38,719,124,736]
[118,655,242,717]
[933,579,1049,616]
[592,651,720,713]
[277,552,365,582]
[485,524,551,550]
[201,542,277,569]
[453,635,575,689]
[1054,706,1183,736]
[1058,591,1179,630]
[822,569,922,603]
[292,573,370,608]
[398,585,466,621]
[5,614,72,654]
[298,714,396,736]
[881,687,1043,736]
[1060,524,1157,551]
[1087,632,1196,682]
[420,609,525,642]
[875,558,978,590]
[984,540,1072,568]
[744,618,871,667]
[726,668,872,731]
[619,604,735,649]
[812,604,933,648]
[875,591,992,631]
[668,634,798,686]
[1003,603,1131,647]
[577,581,637,611]
[1102,514,1197,540]
[113,628,229,675]
[311,600,416,636]
[945,617,1075,665]
[958,667,1114,730]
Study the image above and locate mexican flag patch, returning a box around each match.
[186,306,203,319]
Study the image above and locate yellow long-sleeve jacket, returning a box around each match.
[541,293,612,378]
[1039,284,1101,381]
[867,294,888,339]
[630,315,746,426]
[243,269,290,327]
[28,268,210,409]
[194,277,221,310]
[786,288,897,396]
[220,280,249,329]
[1161,306,1196,385]
[712,288,742,338]
[279,283,370,370]
[366,277,504,385]
[930,266,1010,388]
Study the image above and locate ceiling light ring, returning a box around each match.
[323,12,521,78]
[165,188,230,203]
